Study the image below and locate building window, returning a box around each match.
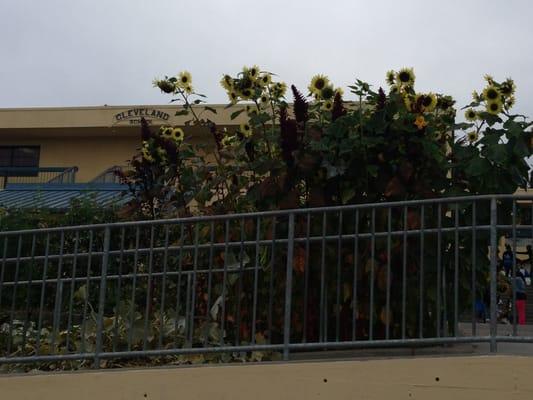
[0,146,40,168]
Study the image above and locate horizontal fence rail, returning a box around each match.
[1,194,533,370]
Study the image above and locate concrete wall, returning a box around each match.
[1,356,533,400]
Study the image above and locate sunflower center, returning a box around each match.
[398,72,410,82]
[181,77,188,83]
[490,103,498,111]
[486,89,499,100]
[422,96,432,107]
[315,79,325,90]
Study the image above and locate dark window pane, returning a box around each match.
[0,148,12,167]
[12,147,39,167]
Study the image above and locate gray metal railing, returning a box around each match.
[0,167,78,188]
[90,166,125,185]
[1,194,533,369]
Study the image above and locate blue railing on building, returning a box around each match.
[0,194,533,369]
[0,167,78,188]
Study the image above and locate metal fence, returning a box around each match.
[1,194,533,369]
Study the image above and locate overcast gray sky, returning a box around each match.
[2,0,533,116]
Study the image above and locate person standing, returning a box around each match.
[503,244,514,277]
[513,272,527,325]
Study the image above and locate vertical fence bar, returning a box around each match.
[94,226,111,368]
[490,197,498,352]
[113,227,125,352]
[283,213,295,361]
[220,220,229,347]
[335,211,343,342]
[36,234,50,355]
[80,231,93,354]
[319,212,327,342]
[251,217,261,345]
[65,230,79,351]
[235,218,245,346]
[437,203,442,337]
[50,232,64,354]
[21,234,37,348]
[158,225,170,349]
[454,202,459,337]
[7,235,23,355]
[143,226,155,350]
[419,205,425,339]
[0,238,7,313]
[127,227,140,351]
[512,200,517,335]
[369,208,375,340]
[174,224,185,348]
[204,221,215,348]
[386,207,391,340]
[402,207,407,340]
[352,209,359,341]
[471,201,477,335]
[188,223,200,348]
[267,217,276,345]
[302,213,310,343]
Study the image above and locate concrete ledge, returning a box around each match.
[1,355,533,399]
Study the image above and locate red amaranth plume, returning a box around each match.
[291,85,308,125]
[331,92,346,121]
[140,117,153,141]
[279,105,298,167]
[377,87,386,110]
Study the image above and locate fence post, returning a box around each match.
[94,226,111,368]
[283,213,295,361]
[490,197,498,353]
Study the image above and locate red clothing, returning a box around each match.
[516,299,526,325]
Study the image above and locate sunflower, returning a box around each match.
[486,100,503,115]
[414,115,427,130]
[153,79,175,94]
[421,93,437,112]
[465,108,478,122]
[259,73,271,86]
[178,71,192,87]
[240,88,254,100]
[245,65,260,80]
[396,68,415,86]
[260,94,269,104]
[171,127,185,142]
[273,82,287,98]
[221,135,235,147]
[220,74,233,91]
[433,131,443,141]
[240,123,252,138]
[483,85,500,102]
[506,96,516,109]
[335,87,344,97]
[227,90,239,104]
[184,85,193,94]
[308,74,330,95]
[246,105,258,116]
[467,131,478,142]
[483,74,495,85]
[141,142,154,162]
[322,100,333,111]
[320,85,335,100]
[386,70,396,86]
[500,78,516,97]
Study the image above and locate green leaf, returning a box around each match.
[230,109,245,120]
[204,106,217,114]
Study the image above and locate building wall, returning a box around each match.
[0,136,139,182]
[1,356,533,399]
